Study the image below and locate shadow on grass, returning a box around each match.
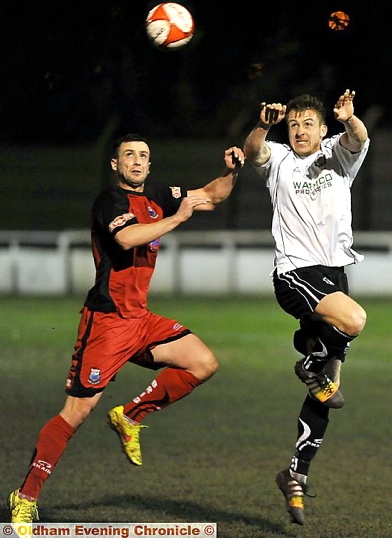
[0,493,290,536]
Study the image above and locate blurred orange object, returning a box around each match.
[328,11,350,31]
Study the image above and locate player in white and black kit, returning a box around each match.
[244,89,369,525]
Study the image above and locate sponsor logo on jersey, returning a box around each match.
[88,368,101,385]
[293,172,332,195]
[169,186,181,199]
[109,212,135,232]
[322,276,334,286]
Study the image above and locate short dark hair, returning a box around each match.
[111,133,149,158]
[286,94,326,124]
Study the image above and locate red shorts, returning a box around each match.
[65,307,191,397]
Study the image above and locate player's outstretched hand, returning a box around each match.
[257,102,287,130]
[334,89,355,122]
[224,146,245,171]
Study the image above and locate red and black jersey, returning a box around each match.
[84,183,184,318]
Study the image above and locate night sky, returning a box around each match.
[1,0,390,145]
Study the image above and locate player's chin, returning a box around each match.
[119,176,146,190]
[294,146,313,157]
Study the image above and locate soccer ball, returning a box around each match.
[328,11,350,31]
[145,3,194,50]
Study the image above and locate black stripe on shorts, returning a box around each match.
[272,265,349,320]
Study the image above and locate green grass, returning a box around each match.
[1,295,392,537]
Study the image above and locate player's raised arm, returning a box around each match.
[115,145,244,250]
[334,89,368,152]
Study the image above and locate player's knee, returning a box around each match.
[195,349,219,381]
[346,305,367,336]
[60,396,98,428]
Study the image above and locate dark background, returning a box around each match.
[1,0,389,146]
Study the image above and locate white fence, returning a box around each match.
[0,230,392,296]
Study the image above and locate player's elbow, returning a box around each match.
[115,235,134,250]
[117,241,132,250]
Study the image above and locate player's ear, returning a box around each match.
[321,124,328,138]
[111,158,118,171]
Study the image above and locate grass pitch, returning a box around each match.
[0,294,391,537]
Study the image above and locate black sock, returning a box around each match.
[290,396,330,478]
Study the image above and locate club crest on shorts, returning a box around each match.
[88,368,101,385]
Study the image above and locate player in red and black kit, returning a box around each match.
[9,133,244,524]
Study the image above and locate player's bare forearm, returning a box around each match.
[200,171,239,208]
[244,101,285,165]
[115,211,194,250]
[190,146,244,209]
[340,115,368,151]
[244,128,271,165]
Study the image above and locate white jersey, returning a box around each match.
[254,134,370,275]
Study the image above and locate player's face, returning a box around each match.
[111,141,151,190]
[287,109,327,157]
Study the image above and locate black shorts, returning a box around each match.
[273,265,349,320]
